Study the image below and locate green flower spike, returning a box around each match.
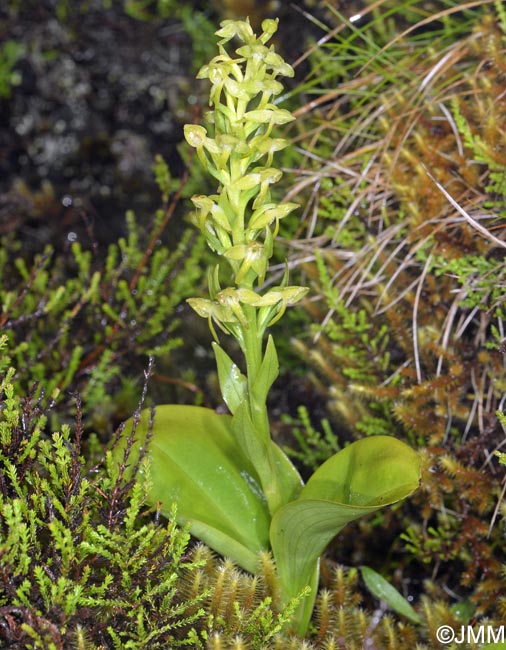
[183,17,306,351]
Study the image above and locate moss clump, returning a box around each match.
[0,340,315,649]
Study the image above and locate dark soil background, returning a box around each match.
[0,0,336,251]
[0,1,203,250]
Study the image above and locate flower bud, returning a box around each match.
[216,19,254,44]
[184,124,207,148]
[261,18,278,40]
[244,107,295,125]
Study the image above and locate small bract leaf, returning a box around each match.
[233,173,261,190]
[213,342,247,414]
[224,244,248,261]
[244,108,295,125]
[251,334,279,406]
[224,77,255,100]
[249,137,289,155]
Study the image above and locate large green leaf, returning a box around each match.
[270,436,421,634]
[119,405,271,573]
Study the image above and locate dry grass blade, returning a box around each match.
[425,169,506,250]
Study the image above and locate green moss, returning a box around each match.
[0,342,312,648]
[0,39,23,98]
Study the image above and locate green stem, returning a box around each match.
[240,309,283,515]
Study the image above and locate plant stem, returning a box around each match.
[240,307,283,515]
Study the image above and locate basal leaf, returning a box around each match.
[301,435,421,506]
[119,405,270,573]
[270,436,421,634]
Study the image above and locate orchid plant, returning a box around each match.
[119,18,421,635]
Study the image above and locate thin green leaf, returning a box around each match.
[361,565,422,624]
[251,334,279,406]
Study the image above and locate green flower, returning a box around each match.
[254,285,309,327]
[225,242,269,285]
[215,19,255,44]
[248,202,299,232]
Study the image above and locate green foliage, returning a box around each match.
[182,548,311,650]
[313,251,391,384]
[0,209,204,427]
[153,154,176,203]
[0,39,23,98]
[281,405,339,473]
[495,411,506,465]
[0,348,321,649]
[280,0,506,645]
[287,0,506,442]
[360,565,421,624]
[430,253,506,318]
